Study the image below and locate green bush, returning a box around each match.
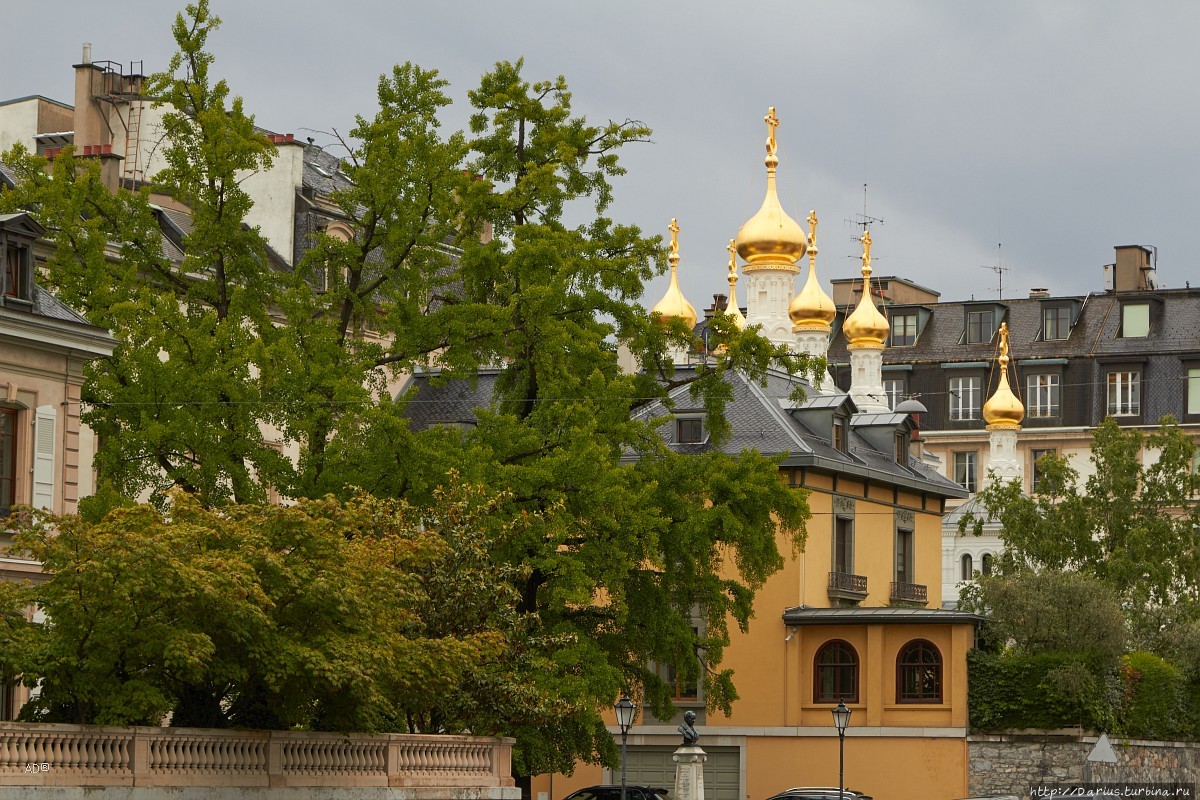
[969,650,1118,732]
[1119,651,1191,740]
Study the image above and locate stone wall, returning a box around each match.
[969,732,1200,797]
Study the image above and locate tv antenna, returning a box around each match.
[980,243,1009,300]
[846,183,884,235]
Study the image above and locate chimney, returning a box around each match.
[1028,288,1050,298]
[82,43,92,65]
[1111,245,1155,292]
[705,293,728,319]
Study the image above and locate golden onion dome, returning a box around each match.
[724,239,747,330]
[651,218,698,329]
[842,230,889,347]
[789,210,837,329]
[983,322,1025,429]
[734,107,807,269]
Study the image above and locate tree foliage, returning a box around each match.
[961,417,1200,645]
[0,1,816,772]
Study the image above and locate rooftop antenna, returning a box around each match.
[846,183,884,273]
[979,243,1009,300]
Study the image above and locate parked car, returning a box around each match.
[765,788,872,800]
[564,785,670,800]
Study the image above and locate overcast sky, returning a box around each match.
[3,2,1198,309]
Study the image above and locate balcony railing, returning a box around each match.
[0,722,517,791]
[827,571,868,602]
[889,581,928,604]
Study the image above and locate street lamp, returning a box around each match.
[615,693,636,800]
[832,698,852,800]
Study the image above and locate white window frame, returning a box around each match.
[1106,371,1141,416]
[1026,374,1060,418]
[890,313,918,347]
[1121,303,1150,338]
[1188,368,1200,416]
[1042,306,1071,340]
[949,376,981,421]
[883,378,906,410]
[953,451,978,493]
[966,310,995,344]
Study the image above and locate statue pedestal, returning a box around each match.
[673,746,706,800]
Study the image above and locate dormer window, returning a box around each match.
[966,309,995,344]
[890,312,918,346]
[894,431,909,464]
[832,413,848,453]
[676,416,705,444]
[3,242,34,303]
[1042,306,1072,340]
[1121,303,1150,338]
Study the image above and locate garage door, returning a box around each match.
[621,745,740,800]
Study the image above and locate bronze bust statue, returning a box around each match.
[677,710,699,745]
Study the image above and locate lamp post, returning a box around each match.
[832,698,852,800]
[615,693,636,800]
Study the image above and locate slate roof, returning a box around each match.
[31,287,91,325]
[401,362,965,498]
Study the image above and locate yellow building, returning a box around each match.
[533,110,979,800]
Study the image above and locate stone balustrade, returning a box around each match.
[0,722,515,789]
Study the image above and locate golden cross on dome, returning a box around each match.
[807,210,818,247]
[668,218,680,257]
[727,239,737,274]
[999,321,1010,358]
[764,107,779,157]
[860,229,873,271]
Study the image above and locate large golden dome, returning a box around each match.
[789,210,836,329]
[651,218,698,330]
[842,230,889,347]
[734,107,807,269]
[983,322,1025,429]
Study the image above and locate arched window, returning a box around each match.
[897,639,942,703]
[960,553,973,581]
[814,640,859,703]
[982,553,994,576]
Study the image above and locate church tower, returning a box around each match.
[650,218,698,364]
[735,108,807,348]
[842,230,891,412]
[788,211,837,391]
[981,321,1025,484]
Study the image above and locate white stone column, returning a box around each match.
[673,746,707,800]
[795,327,833,393]
[986,427,1021,485]
[847,344,889,412]
[745,270,799,348]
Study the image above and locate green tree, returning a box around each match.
[962,416,1200,651]
[2,3,815,772]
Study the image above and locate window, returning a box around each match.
[1106,371,1141,416]
[883,378,906,410]
[832,414,848,453]
[1031,448,1057,492]
[1027,374,1060,418]
[966,310,995,344]
[953,451,977,492]
[833,515,853,575]
[1188,368,1200,416]
[960,553,974,581]
[662,660,699,701]
[815,640,859,703]
[1042,306,1072,340]
[1121,303,1150,338]
[894,431,908,464]
[0,409,14,512]
[981,553,994,576]
[897,640,942,703]
[3,245,32,302]
[949,376,981,421]
[890,312,918,347]
[676,417,704,443]
[895,528,914,584]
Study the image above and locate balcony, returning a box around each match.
[890,581,928,605]
[827,571,868,604]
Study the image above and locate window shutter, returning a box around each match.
[32,405,56,510]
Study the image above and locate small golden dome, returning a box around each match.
[651,218,698,329]
[734,107,807,269]
[983,322,1025,429]
[789,210,836,330]
[842,230,889,347]
[724,239,747,331]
